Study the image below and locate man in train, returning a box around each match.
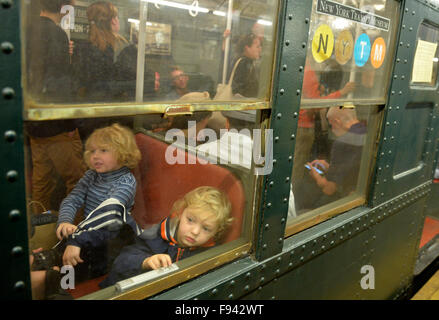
[295,106,366,211]
[165,66,190,100]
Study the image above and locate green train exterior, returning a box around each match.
[1,0,439,300]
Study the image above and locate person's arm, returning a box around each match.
[307,161,337,196]
[142,254,172,270]
[101,240,156,287]
[314,174,337,195]
[57,170,93,226]
[107,173,137,208]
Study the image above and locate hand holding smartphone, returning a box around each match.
[305,163,325,175]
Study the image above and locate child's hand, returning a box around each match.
[63,245,83,267]
[56,222,77,240]
[142,254,172,270]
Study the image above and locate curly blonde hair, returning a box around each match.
[84,123,141,170]
[171,186,233,241]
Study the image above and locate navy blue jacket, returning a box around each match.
[100,216,211,288]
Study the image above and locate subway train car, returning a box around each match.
[1,0,439,301]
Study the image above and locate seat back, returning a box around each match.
[132,133,245,243]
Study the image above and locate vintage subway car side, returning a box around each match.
[1,0,439,300]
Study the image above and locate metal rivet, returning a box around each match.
[11,246,23,257]
[4,130,16,143]
[282,64,287,71]
[288,14,293,20]
[279,89,285,95]
[6,170,18,182]
[285,40,290,46]
[305,18,309,24]
[2,87,15,100]
[1,41,13,54]
[1,0,12,9]
[14,281,25,291]
[9,209,20,221]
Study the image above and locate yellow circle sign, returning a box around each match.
[312,24,334,63]
[335,30,354,65]
[371,37,386,69]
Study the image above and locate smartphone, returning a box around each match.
[305,164,324,175]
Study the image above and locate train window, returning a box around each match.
[25,110,261,299]
[22,0,278,119]
[22,0,278,300]
[287,105,381,233]
[410,21,439,87]
[300,0,400,107]
[286,0,400,234]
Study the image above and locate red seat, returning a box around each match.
[70,132,245,298]
[132,133,245,243]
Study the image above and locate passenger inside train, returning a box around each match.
[100,186,233,288]
[294,106,366,211]
[30,123,141,298]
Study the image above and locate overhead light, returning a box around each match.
[142,0,209,13]
[257,19,272,26]
[128,18,152,26]
[213,10,226,17]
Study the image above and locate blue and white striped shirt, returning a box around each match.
[57,167,136,226]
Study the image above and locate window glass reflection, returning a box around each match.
[23,0,278,106]
[301,0,399,106]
